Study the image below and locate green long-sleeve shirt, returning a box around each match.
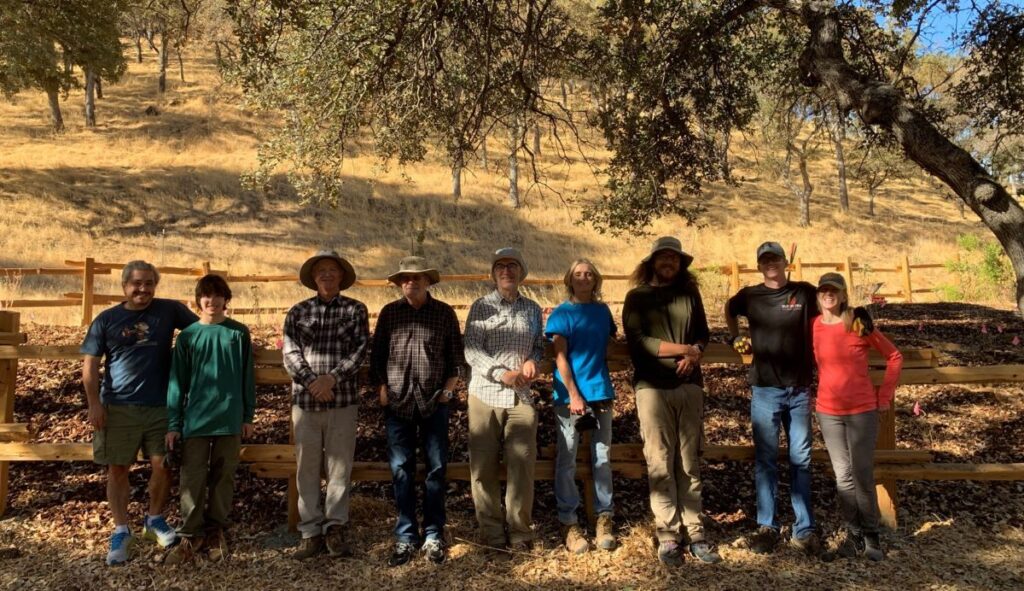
[622,284,710,390]
[167,318,256,438]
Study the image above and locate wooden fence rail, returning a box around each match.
[0,254,947,326]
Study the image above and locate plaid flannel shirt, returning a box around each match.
[464,290,545,409]
[283,294,369,410]
[369,294,465,420]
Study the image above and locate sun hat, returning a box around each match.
[298,249,357,291]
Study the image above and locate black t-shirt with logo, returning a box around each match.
[727,281,819,387]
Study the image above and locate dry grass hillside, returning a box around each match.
[0,49,991,324]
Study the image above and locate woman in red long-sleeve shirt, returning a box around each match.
[813,272,902,562]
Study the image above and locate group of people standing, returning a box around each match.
[80,237,902,568]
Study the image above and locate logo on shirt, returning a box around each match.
[122,321,151,344]
[781,295,803,311]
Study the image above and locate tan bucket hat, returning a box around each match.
[641,236,694,269]
[387,256,441,285]
[491,247,528,280]
[299,249,357,291]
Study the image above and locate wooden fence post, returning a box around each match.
[843,256,855,295]
[202,261,212,277]
[901,254,913,303]
[730,261,740,294]
[0,311,20,517]
[80,257,95,327]
[793,258,803,281]
[876,407,899,528]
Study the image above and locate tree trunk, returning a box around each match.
[533,122,541,156]
[158,32,169,93]
[832,115,849,212]
[798,3,1024,316]
[480,134,488,169]
[95,77,103,99]
[868,186,877,216]
[136,35,143,63]
[451,151,463,201]
[177,46,185,82]
[798,152,813,227]
[561,80,569,108]
[45,86,64,132]
[84,68,96,127]
[508,121,521,209]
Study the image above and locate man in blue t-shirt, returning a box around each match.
[80,260,197,565]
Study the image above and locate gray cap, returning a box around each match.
[641,236,694,269]
[491,247,528,280]
[299,249,357,291]
[387,256,441,285]
[817,272,847,290]
[756,241,786,260]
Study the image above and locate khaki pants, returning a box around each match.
[636,383,706,544]
[292,405,359,539]
[179,435,241,537]
[468,396,537,545]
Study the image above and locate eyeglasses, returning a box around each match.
[494,262,520,271]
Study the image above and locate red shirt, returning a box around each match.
[813,316,903,415]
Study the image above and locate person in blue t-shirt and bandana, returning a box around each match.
[545,258,618,555]
[80,261,198,566]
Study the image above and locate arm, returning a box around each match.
[867,330,903,410]
[282,308,318,388]
[82,355,104,430]
[175,301,199,329]
[725,291,744,339]
[241,328,256,427]
[442,305,465,392]
[368,308,391,393]
[328,302,370,382]
[622,292,687,370]
[552,335,586,414]
[464,299,509,383]
[166,338,189,435]
[520,302,545,379]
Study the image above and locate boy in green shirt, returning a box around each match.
[164,274,256,565]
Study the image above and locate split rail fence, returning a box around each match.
[1,255,945,326]
[1,311,1023,532]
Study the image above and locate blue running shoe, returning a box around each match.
[106,530,134,566]
[142,516,177,548]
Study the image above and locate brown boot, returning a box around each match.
[325,525,352,557]
[595,513,617,551]
[561,524,589,555]
[205,528,228,562]
[164,536,204,566]
[292,535,324,560]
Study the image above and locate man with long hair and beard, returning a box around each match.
[622,237,720,566]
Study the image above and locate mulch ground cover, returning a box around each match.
[1,302,1023,589]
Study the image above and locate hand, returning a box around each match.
[521,359,538,380]
[165,431,181,451]
[379,387,389,407]
[568,393,587,415]
[87,404,106,431]
[242,423,255,439]
[501,370,528,389]
[309,374,337,402]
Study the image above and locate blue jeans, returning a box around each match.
[386,404,450,544]
[554,401,614,525]
[750,386,815,539]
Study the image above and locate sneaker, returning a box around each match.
[206,529,229,562]
[561,524,589,555]
[106,530,134,566]
[835,530,865,559]
[142,516,177,548]
[595,513,616,551]
[790,532,823,557]
[325,525,352,557]
[657,541,684,567]
[164,536,203,566]
[748,527,779,555]
[689,541,722,564]
[388,541,417,567]
[863,533,884,562]
[422,538,445,564]
[292,535,324,561]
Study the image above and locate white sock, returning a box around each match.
[146,514,161,526]
[114,524,129,534]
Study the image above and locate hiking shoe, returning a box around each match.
[835,530,865,559]
[422,538,445,564]
[748,527,780,555]
[791,532,823,557]
[105,530,134,566]
[164,536,203,566]
[689,541,722,564]
[657,541,684,566]
[595,513,616,551]
[561,523,589,555]
[205,529,228,562]
[508,540,534,556]
[388,541,417,567]
[325,525,352,557]
[864,533,884,562]
[142,516,177,548]
[293,535,324,560]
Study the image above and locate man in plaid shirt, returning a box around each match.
[370,256,464,566]
[464,247,545,558]
[283,249,369,560]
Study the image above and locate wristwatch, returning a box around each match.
[694,343,706,353]
[440,390,455,403]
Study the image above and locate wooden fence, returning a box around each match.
[1,311,1023,531]
[0,255,947,326]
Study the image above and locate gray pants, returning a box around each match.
[292,405,359,539]
[817,410,881,535]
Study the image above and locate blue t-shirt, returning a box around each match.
[544,301,617,406]
[80,298,198,406]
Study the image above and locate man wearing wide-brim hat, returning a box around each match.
[370,256,464,566]
[622,236,721,566]
[283,249,369,560]
[464,247,545,558]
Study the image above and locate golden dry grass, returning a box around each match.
[0,48,992,325]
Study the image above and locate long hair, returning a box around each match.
[195,274,233,307]
[630,258,700,294]
[816,287,854,332]
[563,258,604,302]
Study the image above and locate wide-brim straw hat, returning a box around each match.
[386,256,441,285]
[641,236,694,269]
[299,249,357,291]
[491,247,528,280]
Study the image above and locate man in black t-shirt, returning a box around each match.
[726,241,821,557]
